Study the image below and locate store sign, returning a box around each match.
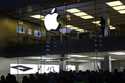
[10,64,59,74]
[66,65,76,71]
[44,8,59,31]
[10,64,38,74]
[34,30,42,37]
[10,64,76,74]
[16,25,25,34]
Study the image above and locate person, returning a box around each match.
[0,75,6,83]
[22,76,29,83]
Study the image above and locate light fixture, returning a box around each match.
[109,25,116,30]
[30,15,44,20]
[65,25,85,32]
[74,12,88,16]
[40,59,60,62]
[74,60,89,62]
[66,8,94,19]
[65,25,74,28]
[92,20,116,30]
[109,52,125,55]
[92,21,100,25]
[66,8,80,13]
[111,58,117,61]
[70,27,78,30]
[90,56,116,61]
[66,59,89,62]
[68,55,88,58]
[113,5,125,10]
[106,1,123,7]
[90,57,104,60]
[118,10,125,14]
[106,1,125,14]
[65,25,78,29]
[24,56,55,60]
[81,15,94,19]
[75,29,85,32]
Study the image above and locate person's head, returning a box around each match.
[23,76,28,80]
[1,75,5,80]
[123,69,125,72]
[114,69,118,73]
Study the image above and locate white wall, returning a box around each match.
[78,61,101,71]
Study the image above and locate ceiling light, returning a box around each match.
[66,8,80,13]
[65,25,74,28]
[81,15,94,19]
[24,56,54,60]
[74,12,88,16]
[109,52,125,55]
[68,55,88,58]
[92,21,116,30]
[65,25,85,32]
[66,8,94,20]
[92,21,100,25]
[109,25,116,30]
[113,5,125,10]
[92,21,100,24]
[24,57,41,59]
[118,9,125,14]
[106,1,125,14]
[106,1,123,7]
[40,59,60,62]
[30,15,44,20]
[76,29,85,32]
[90,57,104,60]
[74,60,89,62]
[111,58,117,61]
[67,59,88,62]
[70,27,78,30]
[65,25,78,29]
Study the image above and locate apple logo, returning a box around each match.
[44,8,59,31]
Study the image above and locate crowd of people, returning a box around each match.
[0,69,125,83]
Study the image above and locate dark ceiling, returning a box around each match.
[0,0,92,15]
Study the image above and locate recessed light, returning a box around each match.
[30,15,44,20]
[66,8,94,20]
[24,56,54,60]
[111,58,117,61]
[92,21,100,25]
[92,21,116,30]
[67,59,89,62]
[106,1,125,14]
[68,55,88,58]
[81,15,94,19]
[76,29,85,32]
[66,8,80,13]
[74,12,88,16]
[70,27,78,30]
[109,25,116,30]
[113,5,125,10]
[65,25,74,28]
[118,9,125,14]
[106,1,123,7]
[65,25,77,29]
[90,57,104,60]
[65,25,85,32]
[109,52,125,55]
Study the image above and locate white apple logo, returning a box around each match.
[44,8,59,31]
